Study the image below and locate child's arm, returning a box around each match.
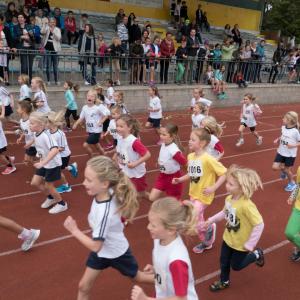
[16,133,25,144]
[24,139,35,149]
[172,174,190,185]
[64,216,102,253]
[127,150,151,169]
[0,104,5,120]
[33,147,60,169]
[203,174,226,195]
[244,222,264,252]
[207,210,226,225]
[72,117,84,130]
[9,93,14,109]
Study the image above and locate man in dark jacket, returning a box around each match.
[128,18,141,44]
[185,28,200,83]
[268,42,285,84]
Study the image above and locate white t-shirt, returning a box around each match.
[49,129,71,158]
[153,236,198,299]
[20,118,35,145]
[207,134,222,159]
[19,84,32,101]
[88,195,129,259]
[34,130,62,169]
[0,120,8,149]
[116,134,146,178]
[80,105,109,133]
[149,96,162,119]
[241,103,258,128]
[106,87,115,104]
[278,126,300,158]
[34,90,51,113]
[108,119,121,141]
[158,142,181,174]
[190,97,212,108]
[191,113,205,129]
[0,86,11,106]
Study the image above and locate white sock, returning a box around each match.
[18,228,31,240]
[66,166,71,171]
[253,250,260,259]
[63,183,69,187]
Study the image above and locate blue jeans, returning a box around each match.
[45,51,59,83]
[81,58,96,85]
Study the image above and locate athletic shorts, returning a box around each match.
[0,146,7,154]
[240,122,256,132]
[274,153,296,167]
[130,175,147,192]
[154,171,183,199]
[86,248,138,278]
[35,166,61,182]
[103,119,110,132]
[5,105,13,117]
[61,156,70,170]
[147,117,161,128]
[25,146,37,157]
[86,133,100,145]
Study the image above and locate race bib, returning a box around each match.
[86,122,94,128]
[155,266,167,292]
[188,160,203,177]
[225,202,240,232]
[118,151,129,165]
[36,150,44,160]
[280,138,288,146]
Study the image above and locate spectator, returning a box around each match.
[201,12,210,32]
[41,17,61,85]
[25,1,38,14]
[268,42,285,84]
[7,15,18,40]
[79,14,90,37]
[180,19,190,39]
[29,16,41,46]
[37,0,50,15]
[180,1,188,21]
[141,29,149,43]
[21,6,31,24]
[174,0,181,28]
[250,41,260,83]
[159,32,175,84]
[65,11,79,45]
[188,20,202,43]
[35,8,48,29]
[5,2,18,24]
[128,17,141,45]
[115,8,125,31]
[232,24,242,47]
[145,23,153,41]
[195,41,209,83]
[149,35,161,84]
[117,16,129,69]
[13,13,36,81]
[97,33,107,68]
[287,50,297,83]
[78,24,97,86]
[170,0,176,26]
[52,8,65,37]
[223,24,233,40]
[0,39,10,84]
[213,43,222,70]
[255,39,266,83]
[175,39,187,84]
[128,12,136,27]
[240,44,252,82]
[129,38,143,84]
[185,28,200,83]
[195,4,203,28]
[221,38,236,82]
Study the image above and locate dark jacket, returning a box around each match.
[13,24,35,49]
[176,46,187,61]
[186,36,200,57]
[128,24,141,44]
[272,47,285,64]
[107,43,124,57]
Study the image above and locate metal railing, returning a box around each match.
[1,49,299,86]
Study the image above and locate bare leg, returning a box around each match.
[0,215,23,234]
[149,188,163,202]
[83,142,94,157]
[77,267,101,300]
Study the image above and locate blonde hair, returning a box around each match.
[110,105,122,115]
[32,77,46,93]
[161,123,184,152]
[285,111,299,129]
[194,102,208,115]
[244,93,256,102]
[29,111,48,126]
[194,87,204,97]
[118,114,141,137]
[114,91,124,104]
[192,127,211,145]
[150,197,197,236]
[19,74,30,85]
[87,156,139,221]
[47,110,65,127]
[87,89,98,104]
[112,36,121,45]
[201,116,225,137]
[227,165,263,198]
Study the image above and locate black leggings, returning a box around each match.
[220,241,256,282]
[65,109,79,128]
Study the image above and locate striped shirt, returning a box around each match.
[0,86,11,106]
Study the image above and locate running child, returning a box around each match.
[64,80,79,131]
[190,87,212,111]
[16,100,36,165]
[115,114,151,198]
[31,77,51,113]
[149,124,187,202]
[63,156,153,299]
[104,105,122,150]
[73,89,109,157]
[236,93,263,147]
[29,112,68,214]
[46,111,78,194]
[207,165,264,292]
[131,197,199,300]
[285,166,300,262]
[114,91,130,114]
[172,128,227,253]
[272,111,300,192]
[0,104,16,175]
[201,116,225,160]
[18,74,32,101]
[145,86,162,144]
[0,77,17,124]
[106,79,115,107]
[0,215,40,251]
[191,102,208,129]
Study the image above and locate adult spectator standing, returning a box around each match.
[117,16,129,69]
[254,39,265,83]
[141,29,149,43]
[5,2,18,24]
[222,38,236,83]
[188,20,202,43]
[232,24,242,47]
[35,8,48,29]
[52,8,65,38]
[128,17,141,45]
[129,38,143,84]
[195,4,203,29]
[65,11,79,45]
[115,8,125,31]
[174,0,181,28]
[78,24,97,86]
[240,44,252,82]
[223,24,233,40]
[13,13,36,81]
[41,17,61,85]
[159,32,175,84]
[268,42,285,84]
[180,1,188,21]
[37,0,50,16]
[185,28,200,83]
[79,14,90,38]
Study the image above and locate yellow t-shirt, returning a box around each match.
[223,195,263,252]
[187,152,227,205]
[293,167,300,211]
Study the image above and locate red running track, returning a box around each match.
[0,103,300,299]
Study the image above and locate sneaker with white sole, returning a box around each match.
[84,80,90,86]
[41,197,56,209]
[21,229,40,251]
[204,223,217,247]
[236,138,244,147]
[290,247,300,262]
[256,136,263,145]
[69,162,78,178]
[49,203,68,214]
[1,166,16,175]
[193,242,213,254]
[285,182,297,192]
[56,184,72,193]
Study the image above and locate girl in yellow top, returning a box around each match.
[285,166,300,261]
[206,165,265,292]
[172,127,227,253]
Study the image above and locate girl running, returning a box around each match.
[64,80,79,131]
[114,91,130,114]
[273,111,300,192]
[191,102,208,129]
[16,100,36,165]
[145,86,162,144]
[285,166,300,262]
[0,104,16,175]
[115,114,151,198]
[73,89,109,157]
[190,87,212,111]
[18,74,32,101]
[46,111,78,194]
[149,123,187,202]
[31,77,51,113]
[0,77,16,124]
[106,79,115,107]
[29,112,68,214]
[207,165,264,292]
[131,197,199,300]
[64,156,153,299]
[172,128,227,253]
[236,93,263,147]
[0,215,40,251]
[104,105,122,149]
[201,116,225,160]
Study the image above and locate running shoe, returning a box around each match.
[1,166,16,175]
[41,197,56,209]
[256,136,263,145]
[192,242,213,254]
[49,203,68,214]
[280,171,288,180]
[56,184,72,193]
[210,280,230,292]
[290,248,300,262]
[285,182,297,192]
[69,162,78,178]
[204,223,217,247]
[21,229,40,251]
[236,138,244,147]
[254,248,265,267]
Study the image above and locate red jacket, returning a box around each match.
[160,38,175,58]
[65,17,76,33]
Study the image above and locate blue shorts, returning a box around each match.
[86,133,100,145]
[35,166,61,182]
[86,248,138,278]
[61,156,70,170]
[147,117,161,128]
[25,146,37,157]
[274,153,296,167]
